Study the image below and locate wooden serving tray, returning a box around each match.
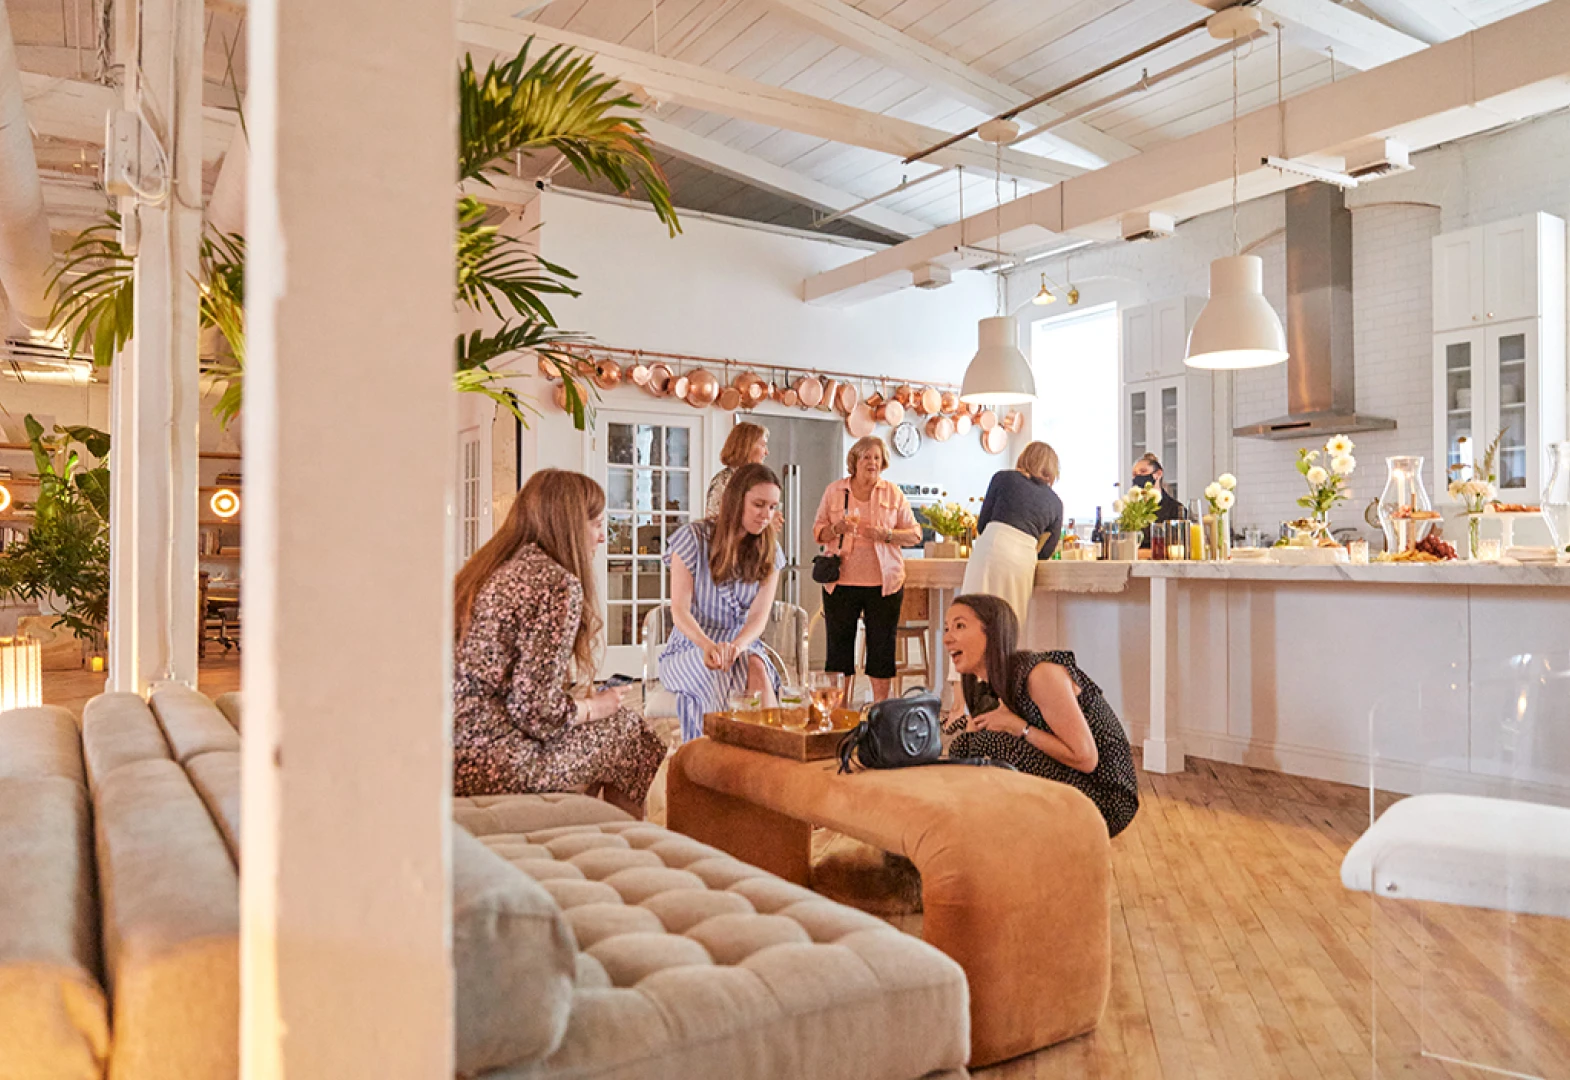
[703,708,863,761]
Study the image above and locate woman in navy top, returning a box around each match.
[960,442,1064,627]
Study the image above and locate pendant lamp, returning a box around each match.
[1186,8,1287,371]
[961,119,1037,405]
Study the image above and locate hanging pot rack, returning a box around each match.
[553,343,964,394]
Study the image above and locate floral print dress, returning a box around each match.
[453,544,663,800]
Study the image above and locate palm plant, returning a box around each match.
[46,39,678,431]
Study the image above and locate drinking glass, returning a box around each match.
[1349,539,1370,565]
[727,689,762,713]
[807,671,844,730]
[1477,537,1502,562]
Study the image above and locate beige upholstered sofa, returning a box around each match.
[0,689,971,1079]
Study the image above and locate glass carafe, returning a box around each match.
[1377,456,1434,553]
[1542,442,1570,553]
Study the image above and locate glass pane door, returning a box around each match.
[1128,389,1147,469]
[1160,384,1180,502]
[1493,330,1529,491]
[1444,339,1475,480]
[604,421,693,655]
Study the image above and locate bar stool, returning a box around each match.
[892,588,932,694]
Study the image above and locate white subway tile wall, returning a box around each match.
[1013,109,1570,538]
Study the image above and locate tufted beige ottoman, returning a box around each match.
[455,792,971,1080]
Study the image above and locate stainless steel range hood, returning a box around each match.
[1233,184,1396,440]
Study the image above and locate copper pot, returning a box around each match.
[593,359,623,390]
[646,363,674,396]
[953,412,972,437]
[917,387,942,416]
[628,361,652,388]
[796,376,824,408]
[982,426,1008,454]
[671,373,690,401]
[718,386,742,411]
[781,387,800,407]
[875,398,905,426]
[940,390,959,414]
[845,403,876,438]
[552,383,570,412]
[537,355,561,381]
[1002,409,1024,434]
[925,415,955,442]
[821,379,841,412]
[574,358,596,378]
[893,385,914,407]
[836,381,858,415]
[965,400,982,418]
[977,408,999,432]
[766,382,781,403]
[685,368,719,407]
[735,372,768,406]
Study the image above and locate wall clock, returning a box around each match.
[892,421,921,458]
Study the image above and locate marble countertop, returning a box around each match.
[902,558,1132,593]
[1131,560,1570,587]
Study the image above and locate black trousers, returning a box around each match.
[822,584,904,679]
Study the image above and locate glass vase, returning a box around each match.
[1542,441,1570,554]
[1205,512,1230,561]
[1467,512,1483,560]
[1377,455,1433,553]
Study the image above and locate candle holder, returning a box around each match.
[1377,456,1434,553]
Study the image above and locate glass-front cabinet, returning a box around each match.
[1122,375,1205,505]
[1432,321,1554,499]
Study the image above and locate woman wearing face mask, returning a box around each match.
[1131,452,1186,549]
[961,440,1063,628]
[813,436,924,704]
[660,462,786,742]
[943,592,1139,837]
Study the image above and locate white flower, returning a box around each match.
[1216,490,1236,511]
[1326,434,1355,457]
[1331,455,1356,476]
[1304,449,1321,462]
[1112,498,1125,512]
[1204,482,1221,500]
[1218,473,1238,490]
[1306,466,1329,486]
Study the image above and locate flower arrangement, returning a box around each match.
[1203,473,1238,515]
[1296,435,1357,519]
[1447,478,1496,514]
[918,502,977,541]
[1112,485,1162,533]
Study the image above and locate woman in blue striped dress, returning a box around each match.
[659,462,785,742]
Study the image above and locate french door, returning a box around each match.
[594,410,704,675]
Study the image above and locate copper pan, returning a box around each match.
[671,373,690,401]
[767,383,782,403]
[781,387,800,407]
[552,383,570,412]
[1002,409,1024,434]
[940,390,959,414]
[982,426,1008,454]
[952,412,972,437]
[718,386,742,411]
[977,408,999,432]
[646,363,675,396]
[845,403,876,438]
[574,358,595,378]
[965,400,982,418]
[736,372,768,406]
[593,359,622,390]
[893,385,914,407]
[925,415,954,442]
[537,355,562,381]
[796,375,824,408]
[685,368,719,407]
[835,381,858,415]
[628,361,652,387]
[821,379,841,412]
[875,398,905,426]
[916,387,943,416]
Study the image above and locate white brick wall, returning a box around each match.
[1010,108,1570,538]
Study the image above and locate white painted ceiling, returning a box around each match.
[8,0,1553,242]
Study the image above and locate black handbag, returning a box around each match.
[837,687,943,772]
[811,488,850,585]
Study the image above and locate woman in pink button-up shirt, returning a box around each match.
[812,436,923,702]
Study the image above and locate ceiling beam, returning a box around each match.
[758,0,1134,170]
[1192,0,1426,69]
[456,0,1078,186]
[806,0,1570,304]
[639,116,928,239]
[20,73,237,163]
[1351,0,1475,45]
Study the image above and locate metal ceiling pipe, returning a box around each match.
[0,0,60,330]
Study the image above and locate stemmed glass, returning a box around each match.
[807,671,844,731]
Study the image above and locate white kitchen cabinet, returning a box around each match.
[1432,213,1564,332]
[1121,297,1204,381]
[1433,319,1565,500]
[1123,372,1213,506]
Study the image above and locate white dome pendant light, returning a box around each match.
[961,118,1036,405]
[1186,7,1288,370]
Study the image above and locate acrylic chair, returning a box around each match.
[640,601,811,722]
[1341,653,1570,1079]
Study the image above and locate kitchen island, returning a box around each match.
[905,557,1570,791]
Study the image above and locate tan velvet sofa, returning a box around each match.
[0,690,971,1079]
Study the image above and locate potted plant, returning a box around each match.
[918,502,977,559]
[1109,485,1161,560]
[1295,434,1357,538]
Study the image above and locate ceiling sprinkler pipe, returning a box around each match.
[0,4,58,331]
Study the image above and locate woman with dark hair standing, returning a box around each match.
[812,436,923,703]
[942,593,1139,837]
[661,462,786,742]
[452,469,664,817]
[706,421,770,518]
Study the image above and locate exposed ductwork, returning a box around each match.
[1233,183,1396,440]
[0,1,60,331]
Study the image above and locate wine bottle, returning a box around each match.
[1091,507,1104,545]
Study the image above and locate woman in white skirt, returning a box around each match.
[960,442,1063,627]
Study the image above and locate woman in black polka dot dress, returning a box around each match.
[944,593,1139,837]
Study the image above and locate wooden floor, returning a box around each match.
[978,755,1570,1080]
[41,653,241,715]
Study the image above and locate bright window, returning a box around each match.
[1031,303,1119,525]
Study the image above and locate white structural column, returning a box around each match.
[1144,576,1185,774]
[240,0,455,1074]
[107,0,202,692]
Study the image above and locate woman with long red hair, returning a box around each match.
[452,469,663,817]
